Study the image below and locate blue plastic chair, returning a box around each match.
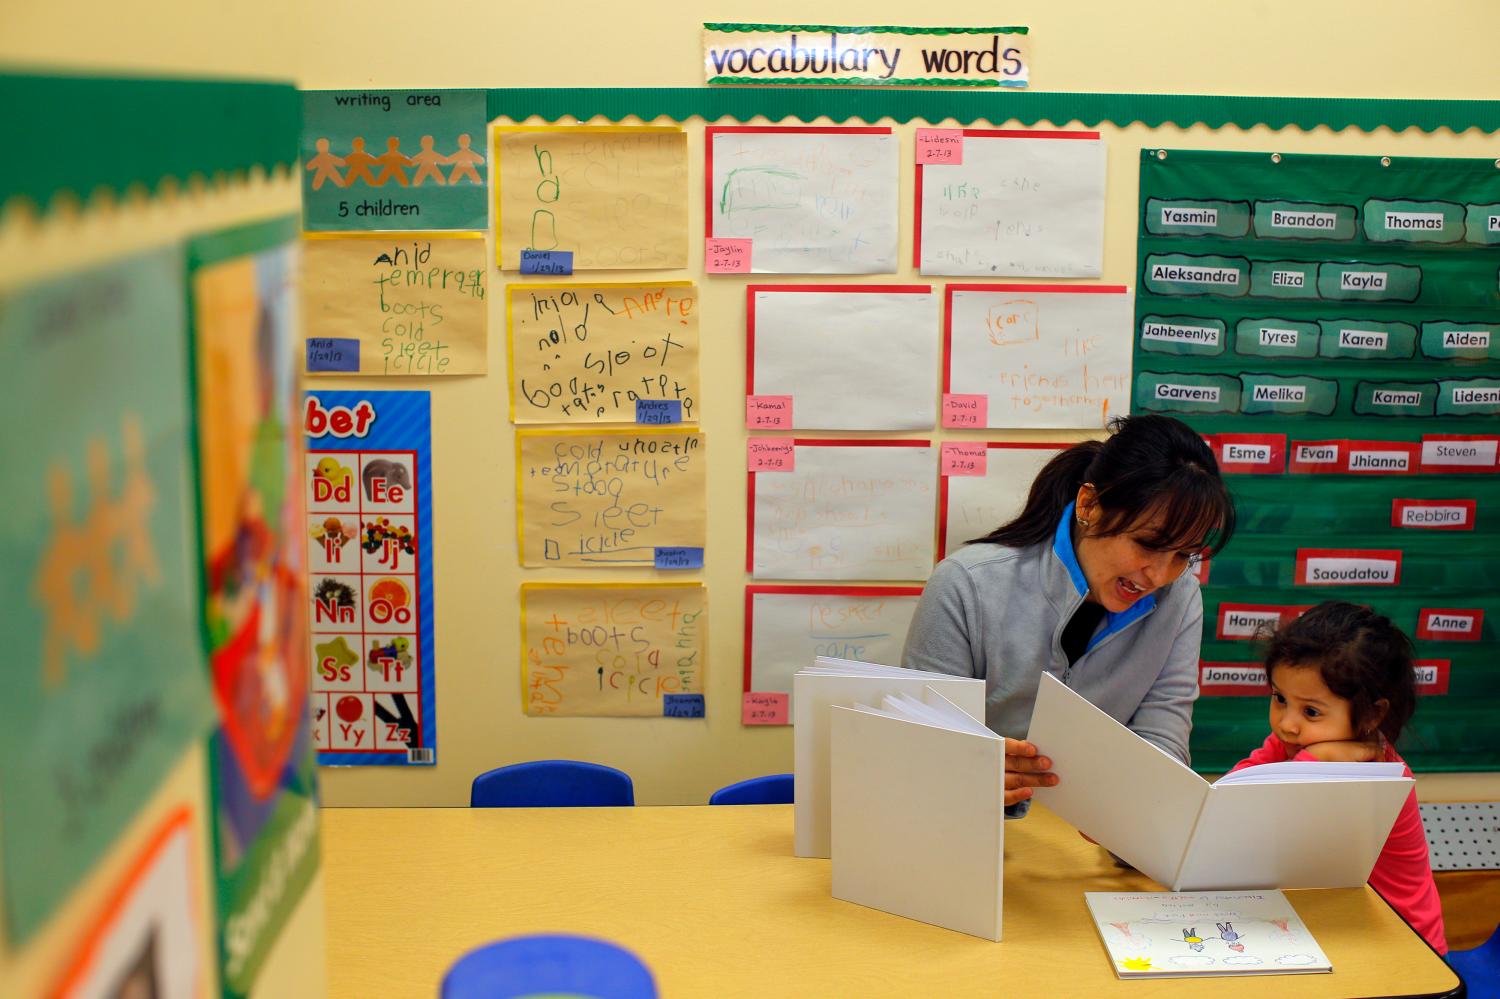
[442,934,657,999]
[470,760,634,808]
[709,773,793,805]
[1449,923,1500,999]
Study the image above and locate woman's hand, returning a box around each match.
[1004,738,1058,806]
[1300,739,1381,763]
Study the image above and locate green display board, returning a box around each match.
[1133,149,1500,772]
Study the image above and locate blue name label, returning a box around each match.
[636,399,683,424]
[307,337,360,372]
[663,693,705,718]
[654,546,704,569]
[519,249,574,275]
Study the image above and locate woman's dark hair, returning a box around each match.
[1262,601,1417,747]
[968,414,1235,556]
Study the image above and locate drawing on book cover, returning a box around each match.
[1087,892,1330,977]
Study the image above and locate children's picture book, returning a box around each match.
[793,658,984,858]
[1085,890,1331,978]
[1027,673,1412,891]
[832,686,1004,941]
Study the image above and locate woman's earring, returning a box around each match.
[1076,517,1090,527]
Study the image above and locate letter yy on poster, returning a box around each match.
[188,218,321,998]
[304,391,436,765]
[0,247,212,945]
[302,233,487,376]
[516,429,708,568]
[496,125,689,272]
[509,282,700,424]
[521,583,707,717]
[302,88,488,231]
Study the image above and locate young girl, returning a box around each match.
[1231,601,1447,954]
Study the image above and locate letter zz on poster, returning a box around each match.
[304,391,436,765]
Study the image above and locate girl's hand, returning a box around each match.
[1004,738,1058,806]
[1301,739,1381,763]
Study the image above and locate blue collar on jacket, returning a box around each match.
[1052,502,1157,652]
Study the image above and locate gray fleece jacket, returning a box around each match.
[902,504,1203,771]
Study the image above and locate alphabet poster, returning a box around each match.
[516,428,708,568]
[0,248,212,945]
[945,284,1134,428]
[302,233,487,376]
[304,390,437,766]
[940,443,1070,555]
[496,125,689,271]
[301,88,488,231]
[706,126,900,274]
[916,130,1106,277]
[521,583,707,717]
[508,282,700,424]
[747,284,939,429]
[749,440,937,580]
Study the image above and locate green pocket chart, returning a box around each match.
[1134,149,1500,773]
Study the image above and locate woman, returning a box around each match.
[902,414,1235,813]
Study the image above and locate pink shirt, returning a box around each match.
[1231,733,1448,954]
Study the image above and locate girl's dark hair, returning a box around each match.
[968,414,1235,556]
[1263,601,1417,746]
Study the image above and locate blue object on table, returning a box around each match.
[1449,923,1500,999]
[709,773,794,806]
[470,760,635,808]
[442,934,657,999]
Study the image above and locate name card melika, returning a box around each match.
[703,24,1029,88]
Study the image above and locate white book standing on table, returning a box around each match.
[831,686,1005,941]
[1026,672,1411,891]
[793,657,986,859]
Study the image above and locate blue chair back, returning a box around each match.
[709,773,793,805]
[470,760,634,808]
[442,934,657,999]
[1449,923,1500,999]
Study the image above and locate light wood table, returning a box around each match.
[322,804,1460,998]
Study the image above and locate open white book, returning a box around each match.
[1026,673,1411,891]
[831,686,1004,941]
[1086,890,1331,978]
[794,657,985,858]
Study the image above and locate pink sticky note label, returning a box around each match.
[748,438,796,472]
[742,691,790,725]
[942,393,988,428]
[705,237,752,273]
[916,128,964,164]
[746,395,793,429]
[942,442,988,477]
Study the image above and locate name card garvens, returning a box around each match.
[1417,608,1483,642]
[1296,548,1403,587]
[1392,498,1476,531]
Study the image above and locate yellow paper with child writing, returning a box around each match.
[302,232,487,376]
[496,126,689,271]
[521,583,707,716]
[508,282,700,424]
[515,428,707,568]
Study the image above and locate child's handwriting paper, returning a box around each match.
[521,583,706,717]
[707,127,899,274]
[749,441,936,580]
[744,586,923,707]
[516,429,706,567]
[748,285,937,429]
[497,126,688,271]
[941,443,1070,555]
[508,282,699,424]
[918,130,1106,277]
[302,233,487,376]
[946,284,1133,428]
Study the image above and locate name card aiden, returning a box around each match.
[1216,603,1311,641]
[1417,609,1484,642]
[1199,662,1270,697]
[1421,434,1500,473]
[1296,549,1403,587]
[1392,498,1476,531]
[1206,433,1285,474]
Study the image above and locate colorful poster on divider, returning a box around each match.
[516,428,708,568]
[304,391,437,765]
[0,248,213,945]
[521,583,707,717]
[508,282,700,424]
[189,218,321,997]
[940,442,1071,555]
[302,233,487,376]
[301,88,488,231]
[496,125,689,271]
